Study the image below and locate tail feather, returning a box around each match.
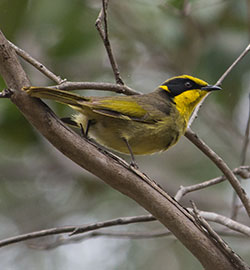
[23,87,89,107]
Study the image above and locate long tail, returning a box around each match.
[23,86,89,107]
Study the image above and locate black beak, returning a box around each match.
[201,85,222,91]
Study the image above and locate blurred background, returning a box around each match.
[0,0,250,269]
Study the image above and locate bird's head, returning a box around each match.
[159,75,221,120]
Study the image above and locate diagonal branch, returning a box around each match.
[8,41,66,85]
[191,202,250,270]
[95,0,124,85]
[8,41,137,95]
[188,43,250,126]
[216,44,250,86]
[185,129,250,217]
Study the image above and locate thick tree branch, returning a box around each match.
[191,202,250,270]
[0,30,239,270]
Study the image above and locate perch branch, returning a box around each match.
[52,81,139,95]
[7,42,138,95]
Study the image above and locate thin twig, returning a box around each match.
[31,229,247,251]
[175,166,250,202]
[69,214,155,236]
[1,208,250,249]
[95,0,124,85]
[216,44,250,86]
[7,42,138,95]
[231,94,250,220]
[8,41,66,85]
[195,209,250,236]
[185,129,250,217]
[52,81,139,95]
[31,213,250,250]
[188,43,250,127]
[30,230,172,250]
[0,214,155,248]
[191,202,250,270]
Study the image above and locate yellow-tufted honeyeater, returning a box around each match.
[23,75,221,167]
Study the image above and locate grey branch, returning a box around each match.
[7,42,138,95]
[216,44,250,86]
[0,214,155,248]
[1,209,249,249]
[8,41,66,85]
[52,81,139,95]
[95,0,124,85]
[185,129,250,217]
[191,202,250,270]
[188,43,250,126]
[175,166,250,202]
[31,229,247,250]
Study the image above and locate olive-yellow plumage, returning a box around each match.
[23,75,221,164]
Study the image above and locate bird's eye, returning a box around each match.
[185,82,192,88]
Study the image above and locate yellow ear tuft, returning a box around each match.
[159,85,170,92]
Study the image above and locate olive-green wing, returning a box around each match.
[23,86,157,123]
[84,98,157,123]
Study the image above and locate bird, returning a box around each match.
[23,75,221,167]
